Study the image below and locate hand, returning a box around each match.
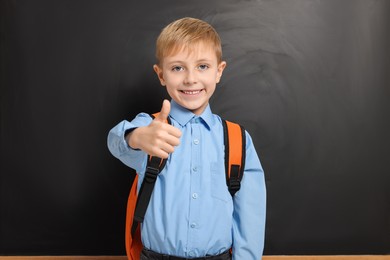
[127,100,182,159]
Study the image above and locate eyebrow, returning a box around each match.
[197,59,213,63]
[166,59,213,65]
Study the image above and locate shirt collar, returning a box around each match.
[170,99,215,129]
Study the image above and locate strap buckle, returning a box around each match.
[229,178,241,193]
[144,166,160,183]
[228,164,241,196]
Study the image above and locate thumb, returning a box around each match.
[155,99,171,122]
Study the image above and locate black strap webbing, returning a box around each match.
[131,114,170,236]
[131,156,166,235]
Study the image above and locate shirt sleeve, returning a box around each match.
[107,112,152,173]
[232,131,267,260]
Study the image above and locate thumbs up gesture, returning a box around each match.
[126,100,182,159]
[155,99,171,123]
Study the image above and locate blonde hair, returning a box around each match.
[155,17,222,64]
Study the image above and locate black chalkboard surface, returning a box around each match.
[1,0,389,256]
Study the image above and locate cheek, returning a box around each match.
[164,73,181,85]
[209,70,220,81]
[206,73,220,85]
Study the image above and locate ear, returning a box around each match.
[153,64,166,86]
[216,61,227,83]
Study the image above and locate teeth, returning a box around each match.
[182,90,201,95]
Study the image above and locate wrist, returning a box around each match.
[125,128,139,150]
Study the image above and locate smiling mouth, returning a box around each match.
[180,90,203,95]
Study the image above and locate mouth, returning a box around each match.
[180,89,203,95]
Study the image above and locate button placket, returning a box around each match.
[188,119,201,250]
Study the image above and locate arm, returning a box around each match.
[232,132,267,260]
[107,113,152,173]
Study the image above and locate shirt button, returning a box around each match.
[193,139,199,145]
[192,193,198,199]
[190,223,196,228]
[192,167,198,172]
[188,251,195,257]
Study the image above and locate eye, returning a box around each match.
[197,64,209,71]
[171,66,184,72]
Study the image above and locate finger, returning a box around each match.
[160,142,175,154]
[151,144,174,159]
[153,149,169,159]
[163,124,182,138]
[155,99,170,122]
[163,134,181,147]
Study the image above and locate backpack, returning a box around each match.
[124,113,246,260]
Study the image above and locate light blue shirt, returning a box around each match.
[107,100,266,259]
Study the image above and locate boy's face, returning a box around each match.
[153,41,226,115]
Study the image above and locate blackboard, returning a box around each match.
[1,0,389,255]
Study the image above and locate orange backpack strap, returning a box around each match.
[222,119,246,196]
[125,175,142,259]
[131,112,170,229]
[131,156,167,234]
[125,112,169,259]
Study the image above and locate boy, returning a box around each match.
[108,17,266,260]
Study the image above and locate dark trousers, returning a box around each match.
[140,248,232,260]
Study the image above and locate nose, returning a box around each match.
[184,70,197,85]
